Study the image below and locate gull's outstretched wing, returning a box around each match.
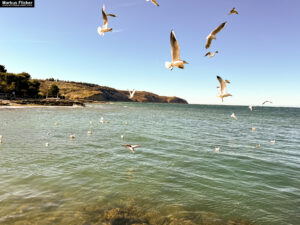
[205,37,213,49]
[102,5,108,29]
[217,76,227,94]
[212,22,227,36]
[170,30,180,61]
[204,52,211,57]
[151,0,159,6]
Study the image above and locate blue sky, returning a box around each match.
[0,0,299,106]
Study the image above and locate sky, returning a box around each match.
[0,0,299,106]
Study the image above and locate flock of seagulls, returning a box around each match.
[96,3,236,101]
[39,118,142,154]
[0,4,276,155]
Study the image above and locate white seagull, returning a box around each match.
[45,143,49,147]
[125,144,141,153]
[217,76,232,102]
[70,134,75,140]
[206,22,227,49]
[121,135,124,141]
[215,147,220,153]
[165,30,188,70]
[146,0,159,7]
[270,140,276,144]
[100,117,104,124]
[249,105,253,111]
[251,127,256,132]
[204,51,219,58]
[87,130,93,135]
[231,113,237,120]
[228,7,238,15]
[128,89,136,99]
[98,4,116,36]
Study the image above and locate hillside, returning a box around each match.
[37,80,188,104]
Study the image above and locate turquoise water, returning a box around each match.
[0,103,299,225]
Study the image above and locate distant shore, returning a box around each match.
[0,99,86,107]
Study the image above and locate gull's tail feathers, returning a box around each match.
[165,61,173,70]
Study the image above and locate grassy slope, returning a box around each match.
[37,80,188,104]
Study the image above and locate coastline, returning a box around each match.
[0,99,86,107]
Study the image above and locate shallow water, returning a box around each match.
[0,103,299,225]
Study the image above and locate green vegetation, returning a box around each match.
[48,84,60,97]
[0,65,7,73]
[0,72,40,97]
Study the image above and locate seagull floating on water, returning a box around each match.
[206,22,227,49]
[256,144,261,148]
[165,30,188,70]
[217,76,232,102]
[146,0,159,7]
[228,7,238,15]
[251,127,256,132]
[87,130,93,135]
[270,140,276,144]
[125,144,141,153]
[215,147,220,153]
[45,143,49,147]
[100,117,104,124]
[204,51,218,58]
[70,134,75,140]
[98,4,116,36]
[121,135,124,141]
[128,89,136,99]
[231,113,237,120]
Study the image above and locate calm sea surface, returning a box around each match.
[0,103,299,225]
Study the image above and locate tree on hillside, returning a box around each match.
[0,72,40,97]
[48,84,60,97]
[0,65,7,73]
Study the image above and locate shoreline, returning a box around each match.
[0,99,86,107]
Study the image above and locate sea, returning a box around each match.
[0,103,299,225]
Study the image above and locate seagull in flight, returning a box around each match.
[204,51,219,58]
[165,30,188,70]
[146,0,159,7]
[216,76,232,102]
[98,4,116,36]
[206,22,227,49]
[262,101,273,105]
[128,89,136,99]
[228,7,238,15]
[249,105,253,111]
[125,144,141,153]
[231,113,237,120]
